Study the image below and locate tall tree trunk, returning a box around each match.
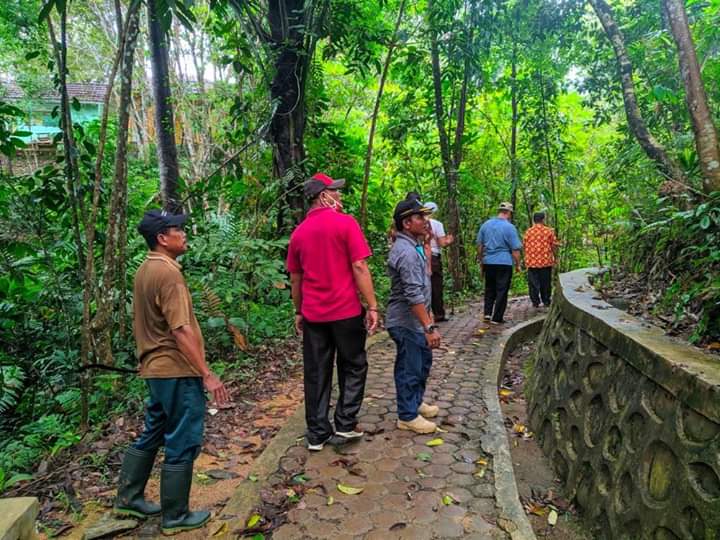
[429,32,453,181]
[537,72,560,239]
[589,0,686,187]
[147,0,181,212]
[428,0,470,291]
[47,10,90,428]
[48,14,85,274]
[360,0,407,229]
[83,0,138,369]
[91,2,141,365]
[509,18,519,210]
[446,54,469,291]
[662,0,720,194]
[268,0,308,232]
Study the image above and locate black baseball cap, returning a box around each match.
[393,198,432,230]
[137,209,188,239]
[304,172,346,198]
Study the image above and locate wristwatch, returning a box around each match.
[424,324,439,334]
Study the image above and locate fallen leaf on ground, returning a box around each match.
[548,509,558,526]
[246,514,262,528]
[417,452,432,462]
[248,474,258,482]
[426,438,444,447]
[442,493,457,505]
[337,483,364,495]
[526,503,547,516]
[327,496,334,506]
[212,522,229,536]
[291,474,308,484]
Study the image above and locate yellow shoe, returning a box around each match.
[418,402,439,418]
[397,416,437,434]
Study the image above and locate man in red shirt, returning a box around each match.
[287,173,379,451]
[523,212,561,308]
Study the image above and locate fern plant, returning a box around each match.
[0,364,25,416]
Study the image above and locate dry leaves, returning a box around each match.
[505,416,534,440]
[337,483,364,495]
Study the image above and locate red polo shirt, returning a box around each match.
[286,207,372,322]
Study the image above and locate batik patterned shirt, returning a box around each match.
[523,224,558,268]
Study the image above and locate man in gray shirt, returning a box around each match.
[387,198,442,434]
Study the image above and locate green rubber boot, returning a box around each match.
[160,462,210,536]
[114,447,161,518]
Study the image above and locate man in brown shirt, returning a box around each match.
[114,209,228,535]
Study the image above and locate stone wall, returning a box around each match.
[527,269,720,540]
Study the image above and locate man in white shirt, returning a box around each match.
[425,202,454,322]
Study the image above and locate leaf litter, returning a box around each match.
[8,336,307,537]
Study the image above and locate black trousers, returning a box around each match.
[302,314,368,445]
[483,264,513,323]
[528,266,553,307]
[430,254,445,319]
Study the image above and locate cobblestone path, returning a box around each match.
[261,299,532,540]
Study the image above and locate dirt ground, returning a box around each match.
[8,339,305,539]
[500,339,593,540]
[596,270,720,352]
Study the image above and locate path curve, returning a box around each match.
[219,298,537,539]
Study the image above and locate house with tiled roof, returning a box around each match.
[1,81,108,143]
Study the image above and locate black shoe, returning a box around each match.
[307,435,333,451]
[328,434,354,447]
[335,428,364,440]
[160,462,210,535]
[114,447,161,519]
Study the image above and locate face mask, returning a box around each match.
[320,191,342,211]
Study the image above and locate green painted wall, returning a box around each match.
[17,101,102,142]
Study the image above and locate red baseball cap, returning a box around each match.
[304,172,346,198]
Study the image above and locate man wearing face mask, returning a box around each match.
[287,173,380,451]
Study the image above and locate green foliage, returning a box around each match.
[187,212,293,346]
[0,0,718,497]
[0,101,29,157]
[0,413,80,482]
[0,364,24,415]
[616,193,720,342]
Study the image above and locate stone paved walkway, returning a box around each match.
[257,299,532,540]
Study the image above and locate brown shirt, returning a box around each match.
[133,253,204,378]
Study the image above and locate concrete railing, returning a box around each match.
[527,268,720,539]
[0,498,38,540]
